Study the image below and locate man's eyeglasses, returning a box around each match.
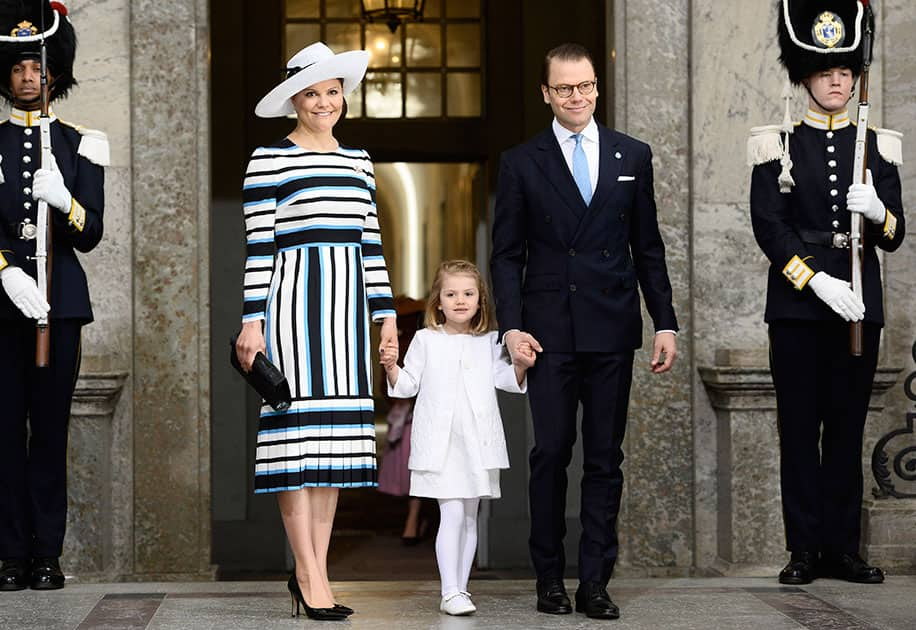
[547,80,597,98]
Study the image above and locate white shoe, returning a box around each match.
[440,592,476,615]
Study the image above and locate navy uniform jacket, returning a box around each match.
[491,123,678,353]
[750,113,905,325]
[0,108,106,323]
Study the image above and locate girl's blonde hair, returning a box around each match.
[424,259,493,335]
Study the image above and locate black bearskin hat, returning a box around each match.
[777,0,868,84]
[0,1,76,103]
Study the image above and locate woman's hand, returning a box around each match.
[379,316,398,360]
[236,320,266,372]
[379,342,398,370]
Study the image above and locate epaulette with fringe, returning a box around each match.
[874,127,903,166]
[59,120,110,167]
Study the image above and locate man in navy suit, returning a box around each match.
[0,1,106,592]
[491,43,678,619]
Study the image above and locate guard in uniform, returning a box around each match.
[749,0,905,585]
[0,1,107,591]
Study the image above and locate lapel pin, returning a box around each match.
[614,151,622,159]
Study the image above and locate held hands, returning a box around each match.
[847,169,886,224]
[808,271,865,322]
[505,330,541,369]
[379,341,398,370]
[235,320,266,372]
[379,316,398,360]
[32,155,73,214]
[0,266,50,319]
[650,331,677,374]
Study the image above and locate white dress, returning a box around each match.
[410,363,501,499]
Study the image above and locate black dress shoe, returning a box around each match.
[820,553,884,584]
[778,552,816,585]
[536,578,572,615]
[30,558,65,590]
[575,581,620,620]
[0,559,30,591]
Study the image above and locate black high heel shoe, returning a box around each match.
[287,576,348,621]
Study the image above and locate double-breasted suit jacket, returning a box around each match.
[491,123,678,350]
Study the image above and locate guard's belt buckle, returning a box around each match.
[18,220,37,240]
[832,232,849,249]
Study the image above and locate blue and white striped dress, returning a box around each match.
[242,139,395,492]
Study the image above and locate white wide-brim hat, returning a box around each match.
[255,42,369,118]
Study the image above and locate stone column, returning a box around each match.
[614,0,693,576]
[129,0,212,579]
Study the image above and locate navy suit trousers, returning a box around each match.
[526,350,634,584]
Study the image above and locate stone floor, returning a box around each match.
[2,576,915,630]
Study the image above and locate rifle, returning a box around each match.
[849,0,875,357]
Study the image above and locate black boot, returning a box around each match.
[778,551,817,585]
[30,557,65,590]
[0,559,30,591]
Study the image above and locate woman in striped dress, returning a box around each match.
[236,42,397,620]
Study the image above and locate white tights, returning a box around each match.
[436,498,480,597]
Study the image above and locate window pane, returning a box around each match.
[404,23,441,67]
[423,0,441,18]
[286,23,322,62]
[326,0,362,18]
[366,25,402,68]
[446,72,480,117]
[345,85,364,118]
[365,72,402,118]
[446,24,480,67]
[406,72,442,117]
[286,0,320,18]
[326,23,362,55]
[445,0,479,18]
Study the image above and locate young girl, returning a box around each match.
[380,260,535,616]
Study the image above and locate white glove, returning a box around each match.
[32,155,73,213]
[807,271,865,322]
[847,169,886,224]
[0,266,50,319]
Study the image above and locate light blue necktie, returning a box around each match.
[572,133,592,205]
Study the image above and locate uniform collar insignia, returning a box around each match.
[9,106,57,127]
[803,108,850,131]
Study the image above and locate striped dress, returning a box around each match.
[242,139,395,492]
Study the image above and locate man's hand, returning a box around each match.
[235,320,266,372]
[0,266,49,320]
[505,330,542,365]
[808,271,865,322]
[32,155,73,213]
[650,331,677,374]
[847,169,886,224]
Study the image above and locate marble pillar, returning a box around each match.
[614,0,693,575]
[129,0,212,579]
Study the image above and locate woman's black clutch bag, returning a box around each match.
[229,335,292,411]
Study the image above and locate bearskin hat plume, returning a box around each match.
[777,0,868,84]
[0,1,76,103]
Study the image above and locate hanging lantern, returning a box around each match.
[361,0,425,34]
